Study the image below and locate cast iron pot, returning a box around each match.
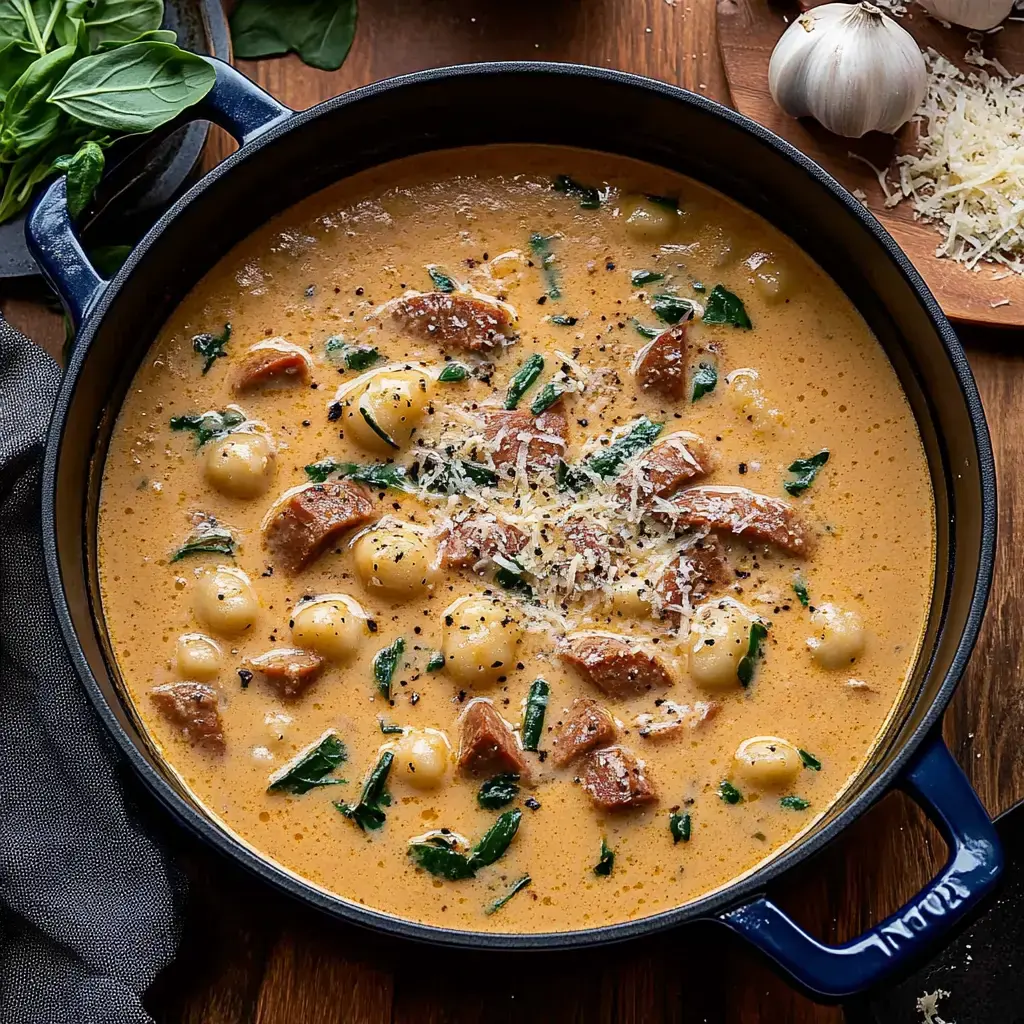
[28,60,1001,1002]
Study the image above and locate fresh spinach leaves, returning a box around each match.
[702,285,752,329]
[737,620,768,687]
[477,773,520,810]
[691,362,717,402]
[304,458,410,491]
[169,407,245,446]
[373,637,405,699]
[520,678,548,752]
[651,293,696,325]
[192,323,231,374]
[484,874,531,915]
[669,811,692,843]
[170,520,235,562]
[784,450,830,496]
[798,748,822,771]
[560,416,663,491]
[325,335,382,371]
[504,353,544,409]
[408,809,523,880]
[268,733,347,794]
[231,0,358,72]
[337,750,393,831]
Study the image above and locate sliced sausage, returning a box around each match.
[654,486,813,557]
[616,432,711,507]
[234,340,311,392]
[389,292,516,352]
[633,699,720,740]
[441,513,528,570]
[551,697,618,768]
[483,409,567,476]
[457,698,529,779]
[263,481,375,573]
[150,682,224,750]
[558,632,672,698]
[562,516,623,578]
[579,746,657,810]
[247,648,325,699]
[633,324,688,399]
[654,536,731,623]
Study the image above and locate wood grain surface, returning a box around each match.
[717,0,1024,327]
[3,2,1023,1022]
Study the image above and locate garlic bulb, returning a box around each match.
[769,2,928,138]
[915,0,1014,30]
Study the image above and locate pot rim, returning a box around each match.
[41,61,997,951]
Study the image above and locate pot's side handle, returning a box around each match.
[26,59,292,330]
[718,733,1003,1001]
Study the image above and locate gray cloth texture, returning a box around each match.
[0,313,184,1024]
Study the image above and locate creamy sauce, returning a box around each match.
[97,146,934,934]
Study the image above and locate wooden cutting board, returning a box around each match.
[717,0,1024,327]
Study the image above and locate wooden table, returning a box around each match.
[4,1,1023,1021]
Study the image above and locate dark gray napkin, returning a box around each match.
[0,314,184,1024]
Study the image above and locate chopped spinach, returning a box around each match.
[170,522,235,562]
[645,193,679,211]
[530,381,565,415]
[780,795,811,810]
[631,269,664,287]
[336,751,394,831]
[359,405,399,449]
[702,285,752,329]
[304,458,410,491]
[426,650,445,672]
[799,748,822,771]
[373,637,405,699]
[669,811,692,843]
[529,233,561,300]
[408,810,522,882]
[437,362,470,382]
[325,336,382,371]
[594,838,615,876]
[629,317,662,339]
[504,354,545,409]
[379,721,404,735]
[419,455,499,494]
[691,362,718,402]
[520,679,549,752]
[553,174,601,209]
[478,773,521,810]
[469,809,522,870]
[793,577,810,607]
[561,416,663,491]
[170,408,246,447]
[550,314,578,326]
[268,733,347,794]
[192,323,232,374]
[494,560,533,597]
[427,266,457,293]
[485,874,532,915]
[737,621,768,687]
[719,780,743,804]
[408,840,476,880]
[784,450,830,496]
[651,293,696,325]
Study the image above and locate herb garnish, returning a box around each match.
[379,721,404,735]
[304,458,410,491]
[669,812,692,843]
[170,408,246,447]
[793,577,810,607]
[629,317,662,339]
[553,174,601,209]
[504,354,544,409]
[419,455,499,494]
[799,749,822,771]
[408,809,523,880]
[651,294,696,325]
[427,266,457,292]
[469,809,522,868]
[550,314,578,326]
[325,336,382,371]
[337,750,394,831]
[520,679,549,752]
[426,650,445,672]
[373,637,405,699]
[529,232,561,300]
[359,405,399,449]
[737,621,768,687]
[437,362,470,382]
[780,795,811,810]
[631,269,664,287]
[691,362,717,402]
[560,416,663,491]
[268,733,347,794]
[594,838,615,876]
[784,450,830,496]
[530,381,565,415]
[478,773,521,810]
[192,323,232,374]
[719,780,743,804]
[494,561,533,598]
[484,874,532,915]
[702,285,752,329]
[170,521,235,562]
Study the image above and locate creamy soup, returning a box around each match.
[97,146,934,934]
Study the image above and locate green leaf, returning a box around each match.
[484,874,531,915]
[468,808,522,870]
[793,577,810,607]
[737,620,768,687]
[408,841,476,880]
[629,317,661,340]
[669,811,691,843]
[529,381,564,416]
[169,407,245,446]
[192,322,231,374]
[170,520,235,562]
[702,284,752,329]
[477,773,520,810]
[325,335,381,371]
[48,41,216,133]
[373,636,404,699]
[95,28,177,51]
[798,748,821,771]
[437,362,469,382]
[419,455,499,494]
[561,416,662,491]
[0,144,61,222]
[549,314,577,326]
[651,293,696,325]
[529,232,560,300]
[784,450,830,496]
[691,362,717,403]
[53,138,103,217]
[552,173,601,209]
[378,720,403,735]
[268,733,347,794]
[645,193,678,211]
[719,780,742,804]
[0,41,36,103]
[780,795,811,810]
[88,242,132,276]
[631,269,663,287]
[231,0,358,72]
[337,750,393,831]
[359,404,398,449]
[593,838,614,876]
[426,650,445,672]
[520,678,548,752]
[0,5,29,49]
[494,561,532,598]
[1,44,77,157]
[427,265,456,292]
[82,0,163,49]
[504,353,544,409]
[304,458,410,491]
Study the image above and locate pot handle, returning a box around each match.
[718,732,1003,1000]
[26,59,291,329]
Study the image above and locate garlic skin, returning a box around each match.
[769,2,928,138]
[915,0,1014,30]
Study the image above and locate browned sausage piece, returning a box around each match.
[551,697,618,768]
[579,746,657,810]
[247,648,325,699]
[483,409,567,476]
[234,342,311,393]
[633,699,720,740]
[263,481,375,573]
[561,516,623,578]
[441,513,528,570]
[655,486,813,557]
[150,682,224,750]
[558,633,673,698]
[633,324,688,399]
[654,536,731,623]
[457,699,529,779]
[389,292,515,352]
[616,433,711,506]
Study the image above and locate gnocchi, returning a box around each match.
[291,594,367,662]
[351,520,437,597]
[175,632,222,680]
[393,728,452,789]
[343,368,433,453]
[204,430,275,498]
[193,566,259,636]
[441,594,522,686]
[733,736,802,789]
[687,599,756,690]
[621,194,678,241]
[807,603,865,669]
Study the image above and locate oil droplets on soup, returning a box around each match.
[97,146,934,934]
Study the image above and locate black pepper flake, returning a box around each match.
[538,750,548,763]
[525,797,541,811]
[411,692,420,705]
[304,284,315,297]
[356,287,364,295]
[367,619,378,633]
[605,261,615,271]
[457,690,467,703]
[537,296,547,305]
[238,669,253,689]
[327,402,342,421]
[739,463,748,475]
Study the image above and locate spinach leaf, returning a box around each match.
[0,44,77,157]
[793,577,810,607]
[231,0,358,71]
[170,407,245,446]
[418,455,499,494]
[325,335,381,371]
[192,323,231,374]
[49,41,216,132]
[378,721,403,735]
[268,733,347,794]
[304,458,410,491]
[520,678,548,752]
[691,362,717,402]
[645,193,678,211]
[408,811,522,882]
[737,620,768,687]
[427,265,456,292]
[702,284,752,329]
[484,874,531,915]
[504,353,544,410]
[89,242,132,276]
[669,811,691,843]
[549,314,577,326]
[437,362,469,382]
[629,317,661,339]
[426,650,445,672]
[552,173,601,209]
[170,521,235,562]
[651,293,696,325]
[336,750,393,831]
[0,42,37,104]
[493,562,533,598]
[94,28,178,51]
[593,838,614,876]
[529,232,560,300]
[468,808,522,870]
[529,381,564,415]
[631,269,664,287]
[784,450,829,496]
[52,138,104,217]
[561,416,662,491]
[798,748,822,771]
[477,773,520,810]
[408,840,476,880]
[373,636,404,699]
[780,795,811,810]
[719,780,743,804]
[83,0,164,49]
[359,404,399,449]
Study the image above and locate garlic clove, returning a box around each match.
[915,0,1014,31]
[768,2,928,139]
